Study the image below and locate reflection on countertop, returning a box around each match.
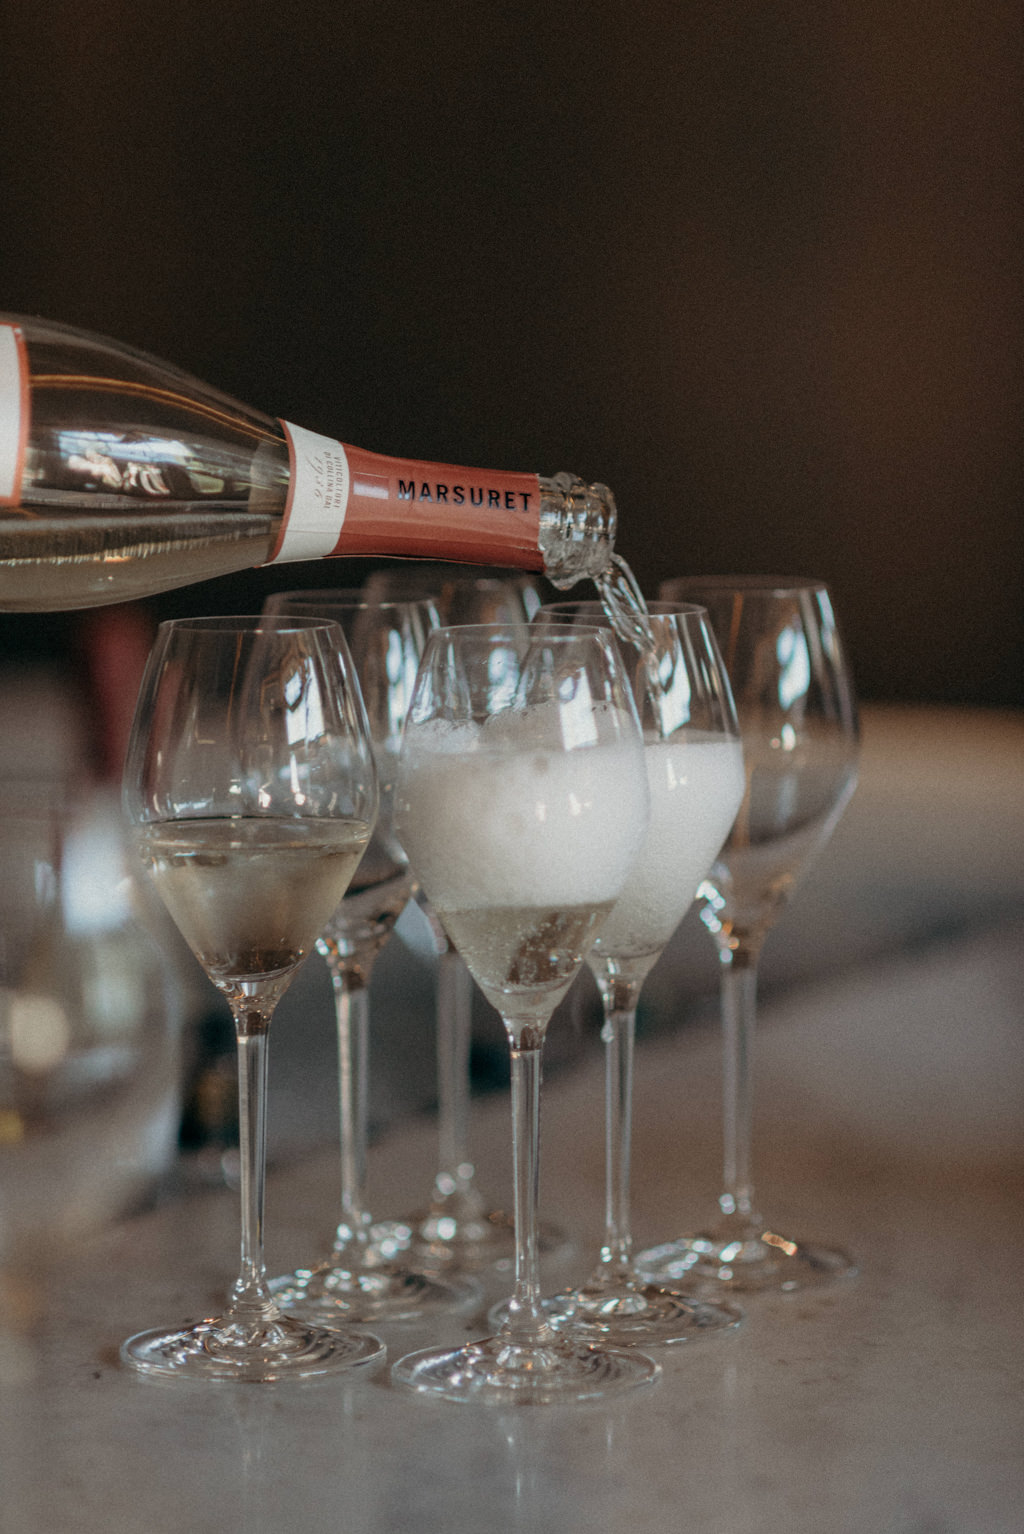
[0,904,1021,1533]
[0,686,1021,1530]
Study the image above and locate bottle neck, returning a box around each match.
[537,472,617,587]
[270,437,617,582]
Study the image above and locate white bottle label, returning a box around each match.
[0,324,27,506]
[269,421,351,563]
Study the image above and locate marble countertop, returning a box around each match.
[1,916,1022,1534]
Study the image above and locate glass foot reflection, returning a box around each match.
[397,1200,572,1274]
[392,1332,660,1405]
[636,1228,857,1294]
[121,1311,385,1383]
[269,1261,480,1324]
[488,1282,741,1347]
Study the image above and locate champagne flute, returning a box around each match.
[120,615,384,1381]
[364,566,564,1272]
[260,590,476,1322]
[503,600,746,1346]
[391,623,659,1403]
[637,578,860,1293]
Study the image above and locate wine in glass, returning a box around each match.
[364,565,565,1272]
[637,577,860,1293]
[260,590,477,1322]
[391,623,659,1403]
[120,615,385,1380]
[508,600,746,1346]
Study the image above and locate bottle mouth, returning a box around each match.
[537,473,617,587]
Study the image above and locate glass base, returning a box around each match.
[488,1283,742,1347]
[393,1205,572,1274]
[269,1261,480,1324]
[120,1312,385,1383]
[391,1332,660,1405]
[635,1230,858,1294]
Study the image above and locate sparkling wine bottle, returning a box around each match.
[0,315,616,611]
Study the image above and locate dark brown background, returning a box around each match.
[1,0,1020,706]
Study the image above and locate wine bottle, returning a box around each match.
[0,315,616,612]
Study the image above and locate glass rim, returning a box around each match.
[366,564,536,584]
[265,589,439,614]
[426,620,615,642]
[659,575,830,597]
[537,599,709,621]
[155,613,346,635]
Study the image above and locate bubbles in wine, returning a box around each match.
[396,719,647,910]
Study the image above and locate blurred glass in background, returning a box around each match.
[0,785,185,1269]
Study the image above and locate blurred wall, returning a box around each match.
[0,0,1020,707]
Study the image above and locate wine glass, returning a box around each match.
[391,623,660,1404]
[500,600,746,1346]
[636,577,860,1293]
[120,615,385,1381]
[365,565,564,1272]
[259,590,476,1323]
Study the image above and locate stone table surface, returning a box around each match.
[1,917,1021,1534]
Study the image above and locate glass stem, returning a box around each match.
[330,971,373,1257]
[499,1041,553,1347]
[717,938,764,1231]
[594,976,642,1286]
[229,1011,276,1318]
[434,949,476,1196]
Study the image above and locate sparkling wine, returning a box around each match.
[591,734,745,964]
[593,553,654,656]
[0,315,617,610]
[437,901,614,1023]
[396,714,648,1031]
[135,816,371,985]
[396,723,647,910]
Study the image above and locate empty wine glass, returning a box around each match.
[365,565,564,1272]
[120,615,385,1381]
[260,590,476,1323]
[637,578,860,1293]
[363,564,547,624]
[498,600,746,1346]
[391,623,659,1404]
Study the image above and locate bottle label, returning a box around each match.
[269,422,352,562]
[0,323,28,507]
[268,421,545,570]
